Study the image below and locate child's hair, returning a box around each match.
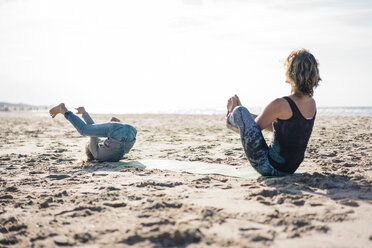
[285,49,321,96]
[85,142,94,161]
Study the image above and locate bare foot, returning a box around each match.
[233,95,242,106]
[75,106,86,115]
[227,98,233,116]
[49,103,67,118]
[226,96,238,116]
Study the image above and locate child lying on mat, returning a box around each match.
[49,104,136,162]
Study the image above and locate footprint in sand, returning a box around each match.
[120,227,202,246]
[0,216,28,245]
[103,202,127,208]
[147,201,183,210]
[0,235,18,246]
[54,236,75,246]
[135,181,183,188]
[47,174,70,180]
[73,233,95,243]
[339,199,359,207]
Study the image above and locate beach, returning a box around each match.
[0,111,371,247]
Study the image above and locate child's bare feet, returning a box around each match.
[49,103,67,118]
[75,107,86,115]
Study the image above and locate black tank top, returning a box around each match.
[268,97,316,173]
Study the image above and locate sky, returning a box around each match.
[0,0,371,113]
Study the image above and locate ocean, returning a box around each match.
[3,106,372,117]
[141,107,372,117]
[316,107,372,117]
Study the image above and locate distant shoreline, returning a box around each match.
[1,102,372,116]
[0,102,50,112]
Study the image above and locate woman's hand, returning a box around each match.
[75,107,86,114]
[226,115,240,134]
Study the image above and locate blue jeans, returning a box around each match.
[229,106,289,176]
[64,111,137,153]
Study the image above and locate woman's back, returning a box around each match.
[268,96,316,173]
[226,49,321,176]
[293,95,316,118]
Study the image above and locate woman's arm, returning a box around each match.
[255,98,288,131]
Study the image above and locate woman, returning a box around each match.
[49,103,137,162]
[226,49,320,176]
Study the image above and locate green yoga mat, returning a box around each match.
[107,159,262,179]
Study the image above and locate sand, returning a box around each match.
[0,111,371,247]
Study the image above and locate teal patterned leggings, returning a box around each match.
[229,106,289,176]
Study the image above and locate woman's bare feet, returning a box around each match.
[227,98,234,116]
[227,95,241,117]
[226,95,243,133]
[49,103,68,118]
[233,94,242,106]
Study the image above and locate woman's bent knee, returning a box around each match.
[230,106,251,127]
[232,105,250,117]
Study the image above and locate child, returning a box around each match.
[49,104,136,162]
[226,49,321,176]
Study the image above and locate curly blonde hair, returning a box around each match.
[285,49,321,96]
